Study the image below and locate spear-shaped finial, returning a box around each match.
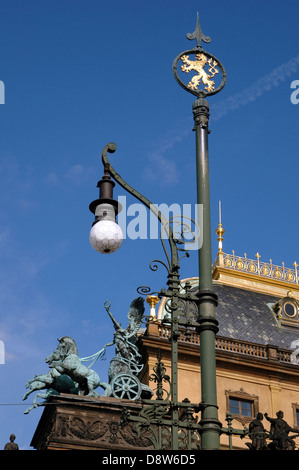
[186,12,211,48]
[173,12,226,98]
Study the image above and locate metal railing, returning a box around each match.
[214,251,299,285]
[156,324,293,363]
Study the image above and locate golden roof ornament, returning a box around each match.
[213,203,299,297]
[215,200,225,254]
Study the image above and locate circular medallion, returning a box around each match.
[173,48,227,98]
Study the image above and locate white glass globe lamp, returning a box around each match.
[89,203,123,254]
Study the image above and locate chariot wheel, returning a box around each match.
[110,373,142,400]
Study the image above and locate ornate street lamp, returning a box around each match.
[89,14,228,450]
[89,163,123,254]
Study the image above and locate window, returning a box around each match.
[292,404,299,428]
[229,398,252,417]
[271,295,299,328]
[226,389,258,425]
[283,299,297,318]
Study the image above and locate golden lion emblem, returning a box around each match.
[180,53,219,92]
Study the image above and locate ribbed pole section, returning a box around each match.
[193,98,222,450]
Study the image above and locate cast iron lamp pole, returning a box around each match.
[173,14,226,449]
[89,14,226,450]
[193,97,221,449]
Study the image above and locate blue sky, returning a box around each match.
[0,0,299,449]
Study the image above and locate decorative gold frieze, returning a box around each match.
[213,211,299,297]
[214,251,299,287]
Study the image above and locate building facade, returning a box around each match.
[139,227,299,450]
[31,227,299,450]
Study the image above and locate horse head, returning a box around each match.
[57,336,79,356]
[45,336,79,365]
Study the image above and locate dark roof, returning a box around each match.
[214,283,299,350]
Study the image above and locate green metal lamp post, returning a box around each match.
[89,14,227,450]
[173,14,226,449]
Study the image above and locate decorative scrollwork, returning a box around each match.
[136,286,151,295]
[170,215,199,250]
[136,286,160,297]
[149,259,170,274]
[158,214,200,276]
[149,349,171,401]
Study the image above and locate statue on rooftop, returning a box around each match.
[22,336,102,413]
[23,297,152,413]
[4,434,19,450]
[96,297,153,400]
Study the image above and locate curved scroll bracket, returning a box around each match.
[100,143,200,310]
[101,142,179,274]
